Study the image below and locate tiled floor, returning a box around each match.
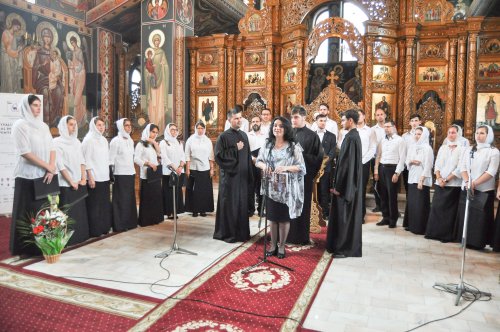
[24,212,500,332]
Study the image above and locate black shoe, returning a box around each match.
[388,225,396,228]
[277,248,286,259]
[372,207,381,213]
[200,212,207,217]
[192,213,198,217]
[266,247,278,257]
[333,253,346,258]
[376,220,389,226]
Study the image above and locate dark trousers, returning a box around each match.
[402,168,409,227]
[379,164,399,227]
[318,171,331,217]
[249,164,263,215]
[361,160,371,219]
[370,158,381,208]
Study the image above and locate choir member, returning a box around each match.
[185,121,215,217]
[11,95,57,256]
[213,108,253,243]
[442,120,470,147]
[134,124,164,226]
[248,114,267,216]
[160,123,185,219]
[357,110,377,222]
[336,113,348,149]
[82,117,112,237]
[54,115,89,246]
[374,120,406,228]
[256,117,306,258]
[109,118,138,231]
[426,125,463,242]
[314,113,336,219]
[456,125,499,250]
[310,103,339,137]
[493,182,500,252]
[288,105,324,244]
[260,108,272,135]
[326,109,363,258]
[405,126,434,235]
[370,108,387,212]
[224,105,249,132]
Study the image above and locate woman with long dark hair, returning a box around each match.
[109,118,137,231]
[456,125,499,249]
[160,123,185,218]
[54,115,89,246]
[82,117,112,237]
[255,117,306,259]
[11,95,57,256]
[185,121,214,217]
[135,124,164,226]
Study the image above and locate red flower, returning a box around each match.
[30,218,36,224]
[40,211,45,216]
[33,226,44,235]
[49,221,59,229]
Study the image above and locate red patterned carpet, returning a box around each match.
[0,217,12,261]
[131,231,332,332]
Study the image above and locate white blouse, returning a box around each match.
[53,138,85,187]
[405,144,434,187]
[134,143,160,179]
[160,139,185,175]
[82,136,110,182]
[434,144,463,187]
[109,136,135,175]
[12,120,55,179]
[460,147,499,192]
[185,135,214,171]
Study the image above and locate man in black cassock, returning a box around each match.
[326,109,363,258]
[213,108,253,243]
[288,105,324,245]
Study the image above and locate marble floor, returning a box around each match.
[24,212,500,332]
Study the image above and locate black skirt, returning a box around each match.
[425,186,461,242]
[492,204,500,252]
[266,197,291,223]
[86,181,112,237]
[60,186,90,246]
[455,190,495,249]
[139,179,164,226]
[185,170,214,213]
[407,184,430,235]
[10,178,46,256]
[112,175,138,231]
[162,174,185,216]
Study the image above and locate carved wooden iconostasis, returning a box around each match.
[186,0,500,145]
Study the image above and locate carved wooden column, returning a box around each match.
[296,39,304,104]
[189,49,197,134]
[397,40,406,131]
[364,36,375,118]
[217,46,227,133]
[265,44,274,110]
[235,47,243,106]
[464,32,479,138]
[273,47,281,114]
[226,46,235,111]
[445,38,458,130]
[403,36,416,130]
[455,36,467,120]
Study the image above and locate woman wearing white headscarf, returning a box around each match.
[184,121,214,217]
[109,118,137,231]
[405,126,434,235]
[10,95,57,256]
[54,115,89,245]
[160,123,186,218]
[425,125,463,242]
[456,125,499,250]
[134,123,164,226]
[82,117,112,237]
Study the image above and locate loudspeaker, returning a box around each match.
[86,73,102,112]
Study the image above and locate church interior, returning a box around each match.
[1,0,500,331]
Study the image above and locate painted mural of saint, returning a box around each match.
[0,15,24,93]
[145,32,169,132]
[485,95,497,127]
[176,0,193,24]
[64,33,87,126]
[148,0,168,20]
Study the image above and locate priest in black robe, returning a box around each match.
[327,109,363,257]
[288,105,324,244]
[213,108,254,243]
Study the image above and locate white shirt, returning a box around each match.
[185,135,214,171]
[337,128,348,149]
[109,136,136,175]
[434,144,463,187]
[82,136,110,182]
[358,124,377,164]
[225,118,249,132]
[376,134,406,175]
[402,129,416,148]
[405,144,434,186]
[160,139,185,175]
[134,143,160,179]
[371,123,385,153]
[460,146,499,192]
[310,118,338,137]
[442,136,470,147]
[260,123,271,137]
[53,138,85,187]
[247,130,267,152]
[12,120,55,179]
[316,128,326,143]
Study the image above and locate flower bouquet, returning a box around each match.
[17,195,74,263]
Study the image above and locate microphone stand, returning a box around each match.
[434,148,490,305]
[156,168,197,258]
[242,159,293,274]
